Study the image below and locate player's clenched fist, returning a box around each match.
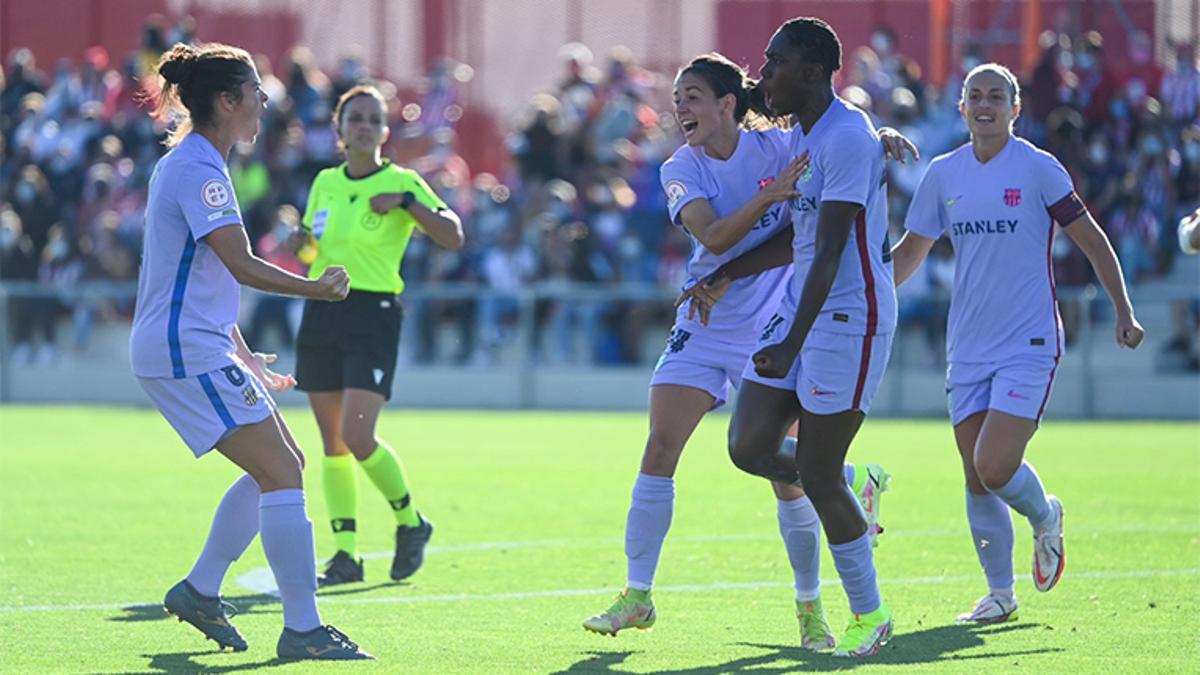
[312,265,351,301]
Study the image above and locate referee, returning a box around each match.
[293,84,464,586]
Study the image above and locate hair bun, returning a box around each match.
[158,44,199,85]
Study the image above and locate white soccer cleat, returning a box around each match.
[955,592,1018,624]
[1032,495,1065,592]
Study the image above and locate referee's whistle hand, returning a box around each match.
[312,266,351,301]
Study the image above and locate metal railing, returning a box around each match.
[0,280,1197,416]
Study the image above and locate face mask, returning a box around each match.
[1076,53,1094,70]
[15,182,36,203]
[1110,100,1129,119]
[0,228,18,250]
[1088,144,1108,164]
[1184,143,1200,161]
[273,223,291,241]
[48,238,68,260]
[961,56,981,73]
[870,34,891,54]
[1142,136,1163,156]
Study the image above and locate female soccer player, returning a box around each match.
[130,42,371,660]
[294,84,464,586]
[710,18,898,657]
[581,53,899,648]
[892,63,1144,624]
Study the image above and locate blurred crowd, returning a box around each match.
[2,17,1197,369]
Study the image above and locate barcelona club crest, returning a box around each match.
[242,385,259,407]
[1003,188,1021,207]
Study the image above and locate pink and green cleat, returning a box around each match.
[582,588,656,636]
[833,605,894,658]
[851,464,891,547]
[795,597,837,650]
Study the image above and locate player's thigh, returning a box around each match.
[270,408,306,469]
[643,384,716,476]
[952,410,988,493]
[340,387,388,460]
[307,391,348,456]
[728,380,800,457]
[795,407,864,477]
[216,415,304,492]
[974,409,1038,490]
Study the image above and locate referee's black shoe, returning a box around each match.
[318,550,364,587]
[391,516,433,581]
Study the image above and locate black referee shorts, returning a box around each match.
[295,289,402,399]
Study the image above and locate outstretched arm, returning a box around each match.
[674,225,794,325]
[890,230,936,286]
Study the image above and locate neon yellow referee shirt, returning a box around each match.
[301,161,447,294]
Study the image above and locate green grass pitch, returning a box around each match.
[1,407,1197,673]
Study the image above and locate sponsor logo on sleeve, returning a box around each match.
[207,208,239,222]
[665,180,687,208]
[201,179,232,208]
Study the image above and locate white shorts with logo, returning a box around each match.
[947,355,1059,426]
[741,307,894,415]
[649,326,756,408]
[138,358,277,457]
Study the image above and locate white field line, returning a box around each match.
[1,567,1196,614]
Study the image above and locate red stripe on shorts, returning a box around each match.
[852,211,877,409]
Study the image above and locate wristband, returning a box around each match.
[400,191,416,210]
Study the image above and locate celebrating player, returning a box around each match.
[891,63,1144,624]
[705,18,898,657]
[581,52,900,647]
[293,84,464,586]
[129,42,370,660]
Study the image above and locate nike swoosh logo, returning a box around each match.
[1007,390,1030,400]
[946,195,963,208]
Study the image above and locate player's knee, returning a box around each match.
[793,453,842,501]
[641,432,683,476]
[728,435,766,477]
[341,427,378,460]
[253,455,304,492]
[974,455,1017,491]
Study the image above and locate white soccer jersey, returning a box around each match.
[130,133,244,378]
[903,136,1086,365]
[785,97,896,337]
[660,128,795,342]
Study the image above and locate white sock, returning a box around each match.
[624,473,674,591]
[259,489,322,631]
[777,496,822,602]
[186,474,261,597]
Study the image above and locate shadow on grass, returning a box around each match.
[109,580,405,624]
[128,651,287,674]
[108,593,280,624]
[556,623,1062,673]
[316,580,411,597]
